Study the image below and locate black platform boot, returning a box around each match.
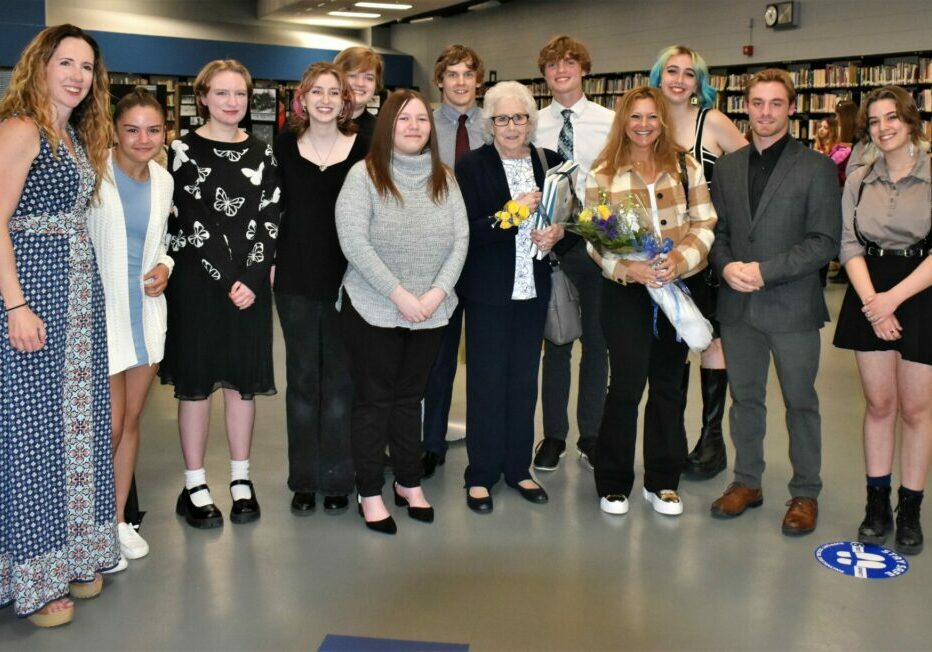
[895,489,924,555]
[857,485,892,545]
[685,368,727,479]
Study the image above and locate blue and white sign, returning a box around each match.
[815,541,909,579]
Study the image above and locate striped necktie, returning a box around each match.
[558,108,574,160]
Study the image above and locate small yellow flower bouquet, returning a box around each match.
[490,199,531,230]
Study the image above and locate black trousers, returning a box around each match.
[340,297,445,497]
[464,295,548,489]
[541,241,608,442]
[595,279,689,497]
[276,293,354,495]
[422,302,464,456]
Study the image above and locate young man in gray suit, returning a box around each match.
[708,69,841,535]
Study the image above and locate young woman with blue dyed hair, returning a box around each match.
[649,45,746,480]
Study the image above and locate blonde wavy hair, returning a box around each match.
[0,24,112,196]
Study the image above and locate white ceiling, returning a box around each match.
[257,0,505,29]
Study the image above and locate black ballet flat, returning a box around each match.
[393,483,434,523]
[230,480,261,524]
[175,485,223,529]
[323,495,349,514]
[357,495,397,535]
[466,489,493,514]
[509,481,549,504]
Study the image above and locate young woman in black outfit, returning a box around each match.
[273,62,367,516]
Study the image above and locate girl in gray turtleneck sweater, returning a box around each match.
[335,89,468,534]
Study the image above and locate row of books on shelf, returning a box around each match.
[581,74,652,95]
[721,59,932,91]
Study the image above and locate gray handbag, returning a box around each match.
[544,253,582,345]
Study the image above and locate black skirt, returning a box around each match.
[833,255,932,365]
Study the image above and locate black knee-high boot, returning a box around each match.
[685,368,727,478]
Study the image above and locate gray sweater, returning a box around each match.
[335,152,469,329]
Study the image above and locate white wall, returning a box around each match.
[390,0,932,101]
[46,0,375,53]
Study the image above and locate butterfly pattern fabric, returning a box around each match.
[167,132,281,289]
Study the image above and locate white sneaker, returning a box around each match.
[118,522,150,559]
[103,554,128,574]
[642,488,684,516]
[600,494,629,515]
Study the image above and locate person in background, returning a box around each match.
[335,89,469,534]
[833,85,932,555]
[585,86,716,517]
[456,81,564,513]
[828,100,860,284]
[274,62,366,517]
[163,59,281,530]
[0,23,120,627]
[533,35,613,473]
[333,46,383,141]
[422,44,486,479]
[709,69,840,536]
[650,44,747,480]
[87,88,173,572]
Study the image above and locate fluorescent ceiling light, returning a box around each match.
[409,16,434,23]
[328,10,381,18]
[355,2,413,8]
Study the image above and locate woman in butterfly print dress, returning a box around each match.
[161,59,281,529]
[273,62,366,516]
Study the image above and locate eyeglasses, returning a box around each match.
[491,113,530,127]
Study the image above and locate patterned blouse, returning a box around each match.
[167,132,281,290]
[501,156,537,300]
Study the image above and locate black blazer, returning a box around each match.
[710,136,841,333]
[455,143,563,306]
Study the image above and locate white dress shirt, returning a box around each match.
[536,95,615,199]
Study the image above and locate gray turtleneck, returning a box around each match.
[335,151,469,329]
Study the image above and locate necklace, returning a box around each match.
[304,133,339,171]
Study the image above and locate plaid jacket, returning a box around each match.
[585,153,716,283]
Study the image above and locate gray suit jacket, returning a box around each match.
[710,137,841,333]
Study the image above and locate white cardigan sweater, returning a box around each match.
[87,154,175,375]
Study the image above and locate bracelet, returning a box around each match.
[5,302,27,313]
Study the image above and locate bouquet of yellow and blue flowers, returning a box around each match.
[568,190,713,352]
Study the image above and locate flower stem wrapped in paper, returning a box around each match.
[567,190,714,352]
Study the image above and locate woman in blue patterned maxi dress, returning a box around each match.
[0,25,119,627]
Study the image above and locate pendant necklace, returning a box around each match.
[307,133,338,171]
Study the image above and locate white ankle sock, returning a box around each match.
[184,468,212,507]
[230,459,252,501]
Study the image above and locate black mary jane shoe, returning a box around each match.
[393,483,434,523]
[175,485,224,529]
[466,488,493,514]
[509,480,549,504]
[323,495,349,514]
[357,495,397,535]
[290,492,316,515]
[230,480,261,524]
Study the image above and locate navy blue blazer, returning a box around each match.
[455,143,564,306]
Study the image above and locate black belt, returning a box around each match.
[865,245,928,258]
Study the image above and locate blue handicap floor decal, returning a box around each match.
[815,541,909,579]
[319,634,468,651]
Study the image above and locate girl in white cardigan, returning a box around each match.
[87,89,174,569]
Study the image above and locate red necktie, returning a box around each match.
[455,113,469,163]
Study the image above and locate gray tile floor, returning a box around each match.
[4,282,930,651]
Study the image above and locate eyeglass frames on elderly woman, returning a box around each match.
[490,113,530,126]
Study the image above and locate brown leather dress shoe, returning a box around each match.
[710,482,763,518]
[782,496,818,536]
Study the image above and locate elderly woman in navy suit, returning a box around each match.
[455,81,565,513]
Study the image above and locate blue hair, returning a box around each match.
[648,45,717,110]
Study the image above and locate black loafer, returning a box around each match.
[290,492,316,515]
[466,489,493,514]
[175,485,223,529]
[510,481,549,504]
[230,480,261,524]
[323,495,349,514]
[422,451,446,479]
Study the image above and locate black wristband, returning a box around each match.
[5,302,27,313]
